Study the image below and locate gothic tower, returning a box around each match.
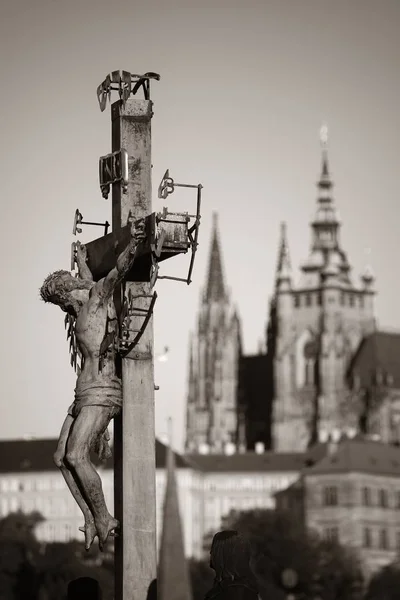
[268,127,376,451]
[185,213,241,453]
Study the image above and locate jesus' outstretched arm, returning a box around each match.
[97,217,147,301]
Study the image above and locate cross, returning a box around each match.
[74,71,201,600]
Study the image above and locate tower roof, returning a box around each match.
[300,127,352,283]
[205,213,226,301]
[158,419,193,600]
[275,222,292,285]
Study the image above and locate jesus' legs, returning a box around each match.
[65,406,119,550]
[54,415,97,550]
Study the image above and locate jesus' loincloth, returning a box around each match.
[67,377,122,461]
[67,377,122,418]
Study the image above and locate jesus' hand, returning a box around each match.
[131,217,146,244]
[76,241,87,261]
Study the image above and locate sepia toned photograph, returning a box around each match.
[0,0,399,598]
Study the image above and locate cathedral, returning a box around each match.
[185,131,388,454]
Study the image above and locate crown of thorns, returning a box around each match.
[39,270,75,303]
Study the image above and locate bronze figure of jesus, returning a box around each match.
[40,218,146,550]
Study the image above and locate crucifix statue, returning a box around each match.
[41,70,202,599]
[40,219,145,550]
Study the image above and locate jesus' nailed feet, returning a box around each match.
[79,516,120,551]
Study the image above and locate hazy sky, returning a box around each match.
[1,0,399,451]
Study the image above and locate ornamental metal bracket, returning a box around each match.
[72,209,110,236]
[151,169,202,285]
[99,149,129,199]
[117,289,158,358]
[96,70,160,112]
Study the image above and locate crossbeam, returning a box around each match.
[82,212,190,282]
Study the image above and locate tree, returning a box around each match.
[365,562,400,600]
[223,508,364,600]
[36,541,113,600]
[0,511,44,600]
[0,512,114,600]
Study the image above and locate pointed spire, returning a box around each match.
[158,419,193,600]
[318,124,332,192]
[205,212,226,302]
[276,222,292,286]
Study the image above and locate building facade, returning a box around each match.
[186,130,380,454]
[347,330,400,444]
[185,214,241,453]
[267,136,376,451]
[277,437,400,575]
[0,438,306,559]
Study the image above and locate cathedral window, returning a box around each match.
[362,486,371,506]
[306,294,312,307]
[317,292,322,306]
[323,486,338,506]
[363,527,372,548]
[305,360,314,385]
[294,295,300,308]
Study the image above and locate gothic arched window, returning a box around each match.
[304,340,318,386]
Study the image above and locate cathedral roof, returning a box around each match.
[305,438,400,477]
[347,330,400,389]
[275,222,291,284]
[0,438,193,474]
[205,213,226,302]
[184,451,310,473]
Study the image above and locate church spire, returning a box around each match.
[310,125,341,252]
[276,222,292,287]
[158,419,193,600]
[319,124,332,192]
[205,212,226,302]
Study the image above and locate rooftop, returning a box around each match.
[348,330,400,389]
[0,438,193,474]
[305,438,400,477]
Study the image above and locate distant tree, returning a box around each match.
[0,511,44,600]
[222,508,364,600]
[0,512,113,600]
[365,562,400,600]
[37,540,113,600]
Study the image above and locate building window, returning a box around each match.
[362,487,371,506]
[397,492,400,509]
[349,294,355,307]
[340,292,345,306]
[379,529,388,550]
[379,489,388,508]
[294,295,300,308]
[305,360,314,386]
[324,527,339,542]
[317,292,322,306]
[306,294,312,307]
[396,532,400,550]
[363,527,372,548]
[359,296,364,308]
[323,486,338,506]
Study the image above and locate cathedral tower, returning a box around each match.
[185,214,241,453]
[268,127,376,451]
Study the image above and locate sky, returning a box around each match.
[0,0,399,451]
